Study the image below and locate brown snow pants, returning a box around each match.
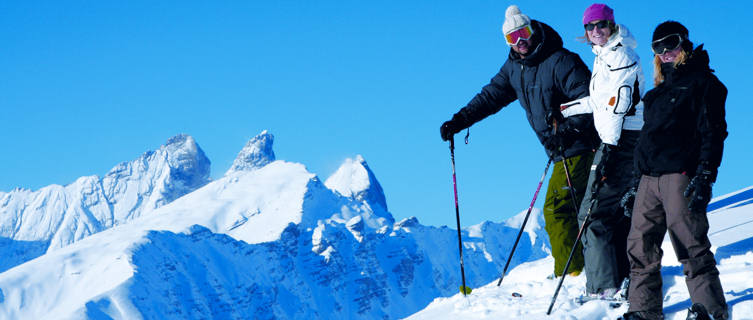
[626,173,727,319]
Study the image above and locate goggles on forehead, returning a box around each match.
[584,20,610,31]
[652,33,683,55]
[505,25,534,46]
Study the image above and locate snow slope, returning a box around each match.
[0,133,551,320]
[408,187,753,320]
[0,134,210,273]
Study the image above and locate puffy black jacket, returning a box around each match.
[635,45,728,180]
[452,20,598,161]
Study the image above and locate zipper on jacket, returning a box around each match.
[520,64,531,111]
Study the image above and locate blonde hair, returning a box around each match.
[652,50,688,86]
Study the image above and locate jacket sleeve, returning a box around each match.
[454,65,518,126]
[553,52,591,101]
[548,53,594,142]
[560,96,593,117]
[697,76,728,179]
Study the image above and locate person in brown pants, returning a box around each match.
[619,21,728,320]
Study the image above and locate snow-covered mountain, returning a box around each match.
[6,131,748,319]
[225,130,275,175]
[0,132,550,319]
[0,134,211,273]
[408,186,753,320]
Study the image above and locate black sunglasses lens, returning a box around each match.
[652,35,681,54]
[585,21,609,31]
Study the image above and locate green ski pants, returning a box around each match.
[543,152,593,276]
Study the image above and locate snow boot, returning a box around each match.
[686,303,711,320]
[619,311,664,320]
[575,287,618,303]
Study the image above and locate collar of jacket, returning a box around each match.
[660,44,712,83]
[507,20,564,66]
[591,24,636,56]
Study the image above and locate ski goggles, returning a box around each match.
[505,25,534,46]
[651,33,683,55]
[584,20,610,31]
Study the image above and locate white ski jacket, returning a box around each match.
[561,24,644,146]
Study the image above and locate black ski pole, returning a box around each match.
[496,157,553,287]
[559,155,582,216]
[547,191,599,315]
[449,137,471,296]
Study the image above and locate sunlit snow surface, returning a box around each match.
[408,187,753,320]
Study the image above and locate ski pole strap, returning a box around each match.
[464,128,470,145]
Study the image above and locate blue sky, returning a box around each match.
[1,1,751,228]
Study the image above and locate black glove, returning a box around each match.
[545,110,565,126]
[620,173,641,218]
[440,114,468,141]
[684,162,715,214]
[542,118,578,151]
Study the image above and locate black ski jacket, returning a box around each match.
[453,20,598,161]
[635,45,728,180]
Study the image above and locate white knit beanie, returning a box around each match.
[502,5,531,35]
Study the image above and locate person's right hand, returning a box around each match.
[684,162,715,214]
[542,118,577,151]
[440,115,465,141]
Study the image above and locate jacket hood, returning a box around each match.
[508,20,563,66]
[684,44,711,71]
[593,24,637,54]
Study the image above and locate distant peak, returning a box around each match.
[324,155,387,211]
[165,133,192,146]
[225,131,276,175]
[160,134,211,175]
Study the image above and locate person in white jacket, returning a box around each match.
[558,3,645,301]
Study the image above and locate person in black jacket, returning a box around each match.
[439,5,598,278]
[620,21,729,320]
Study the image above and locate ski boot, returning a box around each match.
[686,303,711,320]
[618,311,663,320]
